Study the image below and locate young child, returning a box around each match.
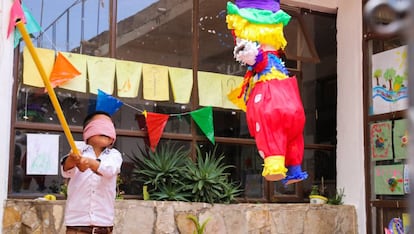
[61,111,122,234]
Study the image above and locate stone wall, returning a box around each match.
[3,199,357,234]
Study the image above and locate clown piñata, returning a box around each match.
[226,0,308,185]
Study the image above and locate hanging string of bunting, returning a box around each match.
[8,0,215,152]
[96,89,215,151]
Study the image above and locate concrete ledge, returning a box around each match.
[3,199,357,233]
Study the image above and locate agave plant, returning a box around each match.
[184,146,242,204]
[151,183,191,202]
[128,142,192,201]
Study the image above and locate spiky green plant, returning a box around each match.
[184,146,242,204]
[151,183,191,201]
[128,142,192,201]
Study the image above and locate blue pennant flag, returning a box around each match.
[96,89,123,116]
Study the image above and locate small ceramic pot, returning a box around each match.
[309,195,328,204]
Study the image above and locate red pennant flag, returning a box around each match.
[46,52,81,91]
[144,111,169,152]
[8,0,26,38]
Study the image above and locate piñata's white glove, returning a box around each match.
[233,39,259,66]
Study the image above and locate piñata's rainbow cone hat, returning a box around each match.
[226,0,291,50]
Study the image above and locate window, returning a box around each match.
[9,0,337,203]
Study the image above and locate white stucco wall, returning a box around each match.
[0,0,14,231]
[336,1,366,234]
[0,0,366,233]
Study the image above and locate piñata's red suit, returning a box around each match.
[226,0,308,184]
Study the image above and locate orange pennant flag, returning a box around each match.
[144,111,169,152]
[47,52,81,91]
[8,0,26,38]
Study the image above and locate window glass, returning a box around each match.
[10,1,338,203]
[115,0,193,133]
[301,13,337,145]
[197,0,250,139]
[213,110,250,138]
[116,0,192,68]
[24,0,110,53]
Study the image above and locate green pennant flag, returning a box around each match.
[190,106,215,144]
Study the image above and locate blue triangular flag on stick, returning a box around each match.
[96,89,123,116]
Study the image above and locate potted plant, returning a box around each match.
[309,177,328,204]
[327,188,345,205]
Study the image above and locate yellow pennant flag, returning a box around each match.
[23,47,55,87]
[142,63,169,101]
[221,75,243,110]
[197,71,223,107]
[168,67,193,104]
[87,56,116,94]
[116,60,142,98]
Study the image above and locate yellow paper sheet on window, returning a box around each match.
[142,63,169,101]
[197,71,223,107]
[87,56,116,94]
[116,60,142,98]
[59,52,87,93]
[222,75,243,110]
[169,67,193,104]
[23,47,55,87]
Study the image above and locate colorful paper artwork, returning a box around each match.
[393,119,408,159]
[371,45,408,115]
[374,164,404,195]
[26,133,60,175]
[370,121,393,161]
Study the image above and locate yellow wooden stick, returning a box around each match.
[16,20,80,156]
